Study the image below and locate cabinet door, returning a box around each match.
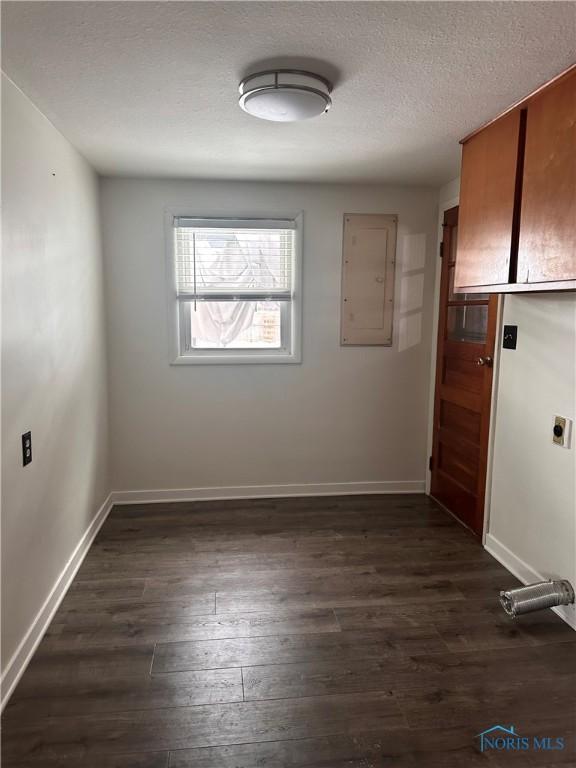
[517,71,576,283]
[454,109,521,289]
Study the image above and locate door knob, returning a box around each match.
[476,355,493,367]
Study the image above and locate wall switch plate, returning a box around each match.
[22,431,32,466]
[502,325,517,349]
[552,416,572,448]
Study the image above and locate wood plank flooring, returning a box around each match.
[2,494,575,766]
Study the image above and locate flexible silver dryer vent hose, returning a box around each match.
[500,580,575,617]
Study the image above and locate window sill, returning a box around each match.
[171,351,302,366]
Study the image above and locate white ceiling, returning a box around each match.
[2,2,575,184]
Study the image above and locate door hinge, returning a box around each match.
[429,455,434,471]
[439,242,444,258]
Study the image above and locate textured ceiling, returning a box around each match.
[2,1,575,184]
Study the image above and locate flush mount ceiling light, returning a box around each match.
[238,70,332,122]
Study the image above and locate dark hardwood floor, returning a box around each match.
[2,494,575,766]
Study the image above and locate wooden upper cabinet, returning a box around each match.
[454,109,521,289]
[454,64,576,293]
[517,71,576,283]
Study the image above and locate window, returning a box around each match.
[168,215,302,364]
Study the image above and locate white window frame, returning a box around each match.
[165,210,303,365]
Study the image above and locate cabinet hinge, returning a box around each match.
[439,242,444,258]
[429,455,434,471]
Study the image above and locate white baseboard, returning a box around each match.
[110,480,425,505]
[0,492,114,711]
[485,533,576,631]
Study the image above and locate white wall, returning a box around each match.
[487,293,576,627]
[100,178,438,494]
[1,76,110,686]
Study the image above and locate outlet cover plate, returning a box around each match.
[22,431,32,466]
[553,416,572,448]
[502,325,518,350]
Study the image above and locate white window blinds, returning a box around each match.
[174,218,296,301]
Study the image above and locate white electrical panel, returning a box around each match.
[340,214,397,346]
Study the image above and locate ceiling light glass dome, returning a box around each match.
[238,70,332,122]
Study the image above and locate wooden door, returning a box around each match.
[517,68,576,283]
[455,109,522,289]
[431,207,499,537]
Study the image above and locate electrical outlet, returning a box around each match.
[22,431,32,466]
[552,416,572,448]
[502,325,518,350]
